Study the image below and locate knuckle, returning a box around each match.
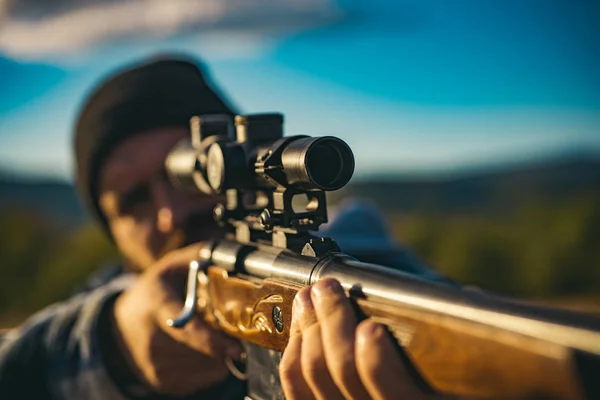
[355,320,384,346]
[295,287,312,304]
[312,278,344,297]
[355,321,390,377]
[320,277,342,288]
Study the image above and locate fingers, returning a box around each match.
[281,279,431,400]
[280,326,314,400]
[297,288,344,400]
[356,320,428,400]
[294,288,318,333]
[281,288,337,400]
[311,278,371,400]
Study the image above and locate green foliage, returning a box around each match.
[0,207,118,324]
[28,224,119,311]
[0,208,56,315]
[393,194,600,298]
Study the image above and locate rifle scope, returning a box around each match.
[166,113,355,194]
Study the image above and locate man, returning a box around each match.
[0,55,431,399]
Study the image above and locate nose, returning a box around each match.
[151,179,185,233]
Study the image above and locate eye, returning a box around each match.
[118,183,151,214]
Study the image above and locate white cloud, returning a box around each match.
[0,0,341,60]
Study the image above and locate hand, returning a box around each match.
[280,278,431,400]
[110,243,242,396]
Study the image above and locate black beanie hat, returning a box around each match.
[74,55,237,231]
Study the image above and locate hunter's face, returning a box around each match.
[97,128,223,271]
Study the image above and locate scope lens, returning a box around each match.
[282,136,354,191]
[306,142,344,188]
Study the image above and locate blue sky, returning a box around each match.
[0,0,598,181]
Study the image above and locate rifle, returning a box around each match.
[164,113,600,399]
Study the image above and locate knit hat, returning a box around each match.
[74,55,237,231]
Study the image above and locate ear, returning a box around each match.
[97,190,118,219]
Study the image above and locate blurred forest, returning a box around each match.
[0,208,118,326]
[1,156,600,327]
[392,194,600,299]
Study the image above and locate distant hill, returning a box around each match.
[331,155,600,215]
[0,175,85,225]
[1,155,599,223]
